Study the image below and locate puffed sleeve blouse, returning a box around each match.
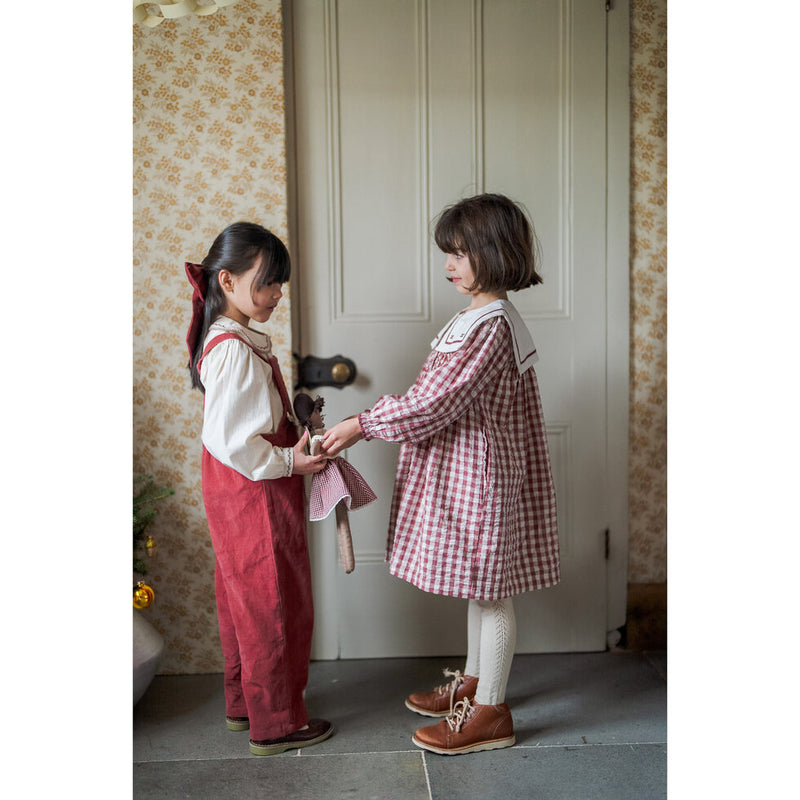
[200,317,293,480]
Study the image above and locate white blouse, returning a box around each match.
[200,317,293,480]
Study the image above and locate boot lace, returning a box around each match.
[435,669,465,714]
[446,697,476,733]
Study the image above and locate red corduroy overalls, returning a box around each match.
[199,332,313,741]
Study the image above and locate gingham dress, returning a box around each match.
[359,301,560,600]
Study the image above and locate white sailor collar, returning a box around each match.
[431,299,539,374]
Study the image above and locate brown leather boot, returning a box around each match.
[405,670,479,717]
[412,698,515,755]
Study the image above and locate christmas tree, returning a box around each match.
[133,474,173,576]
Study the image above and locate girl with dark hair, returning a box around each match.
[321,194,560,756]
[185,221,332,756]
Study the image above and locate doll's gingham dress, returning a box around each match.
[359,300,560,601]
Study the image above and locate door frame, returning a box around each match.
[282,0,631,646]
[605,0,630,637]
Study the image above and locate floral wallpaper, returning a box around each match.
[133,0,667,674]
[629,0,667,583]
[133,0,291,673]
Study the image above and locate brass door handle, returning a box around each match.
[294,354,357,389]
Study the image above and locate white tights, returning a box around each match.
[463,597,517,706]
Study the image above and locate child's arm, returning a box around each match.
[203,340,325,479]
[358,320,510,445]
[322,321,509,454]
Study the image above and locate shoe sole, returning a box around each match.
[411,734,516,755]
[226,719,250,732]
[249,725,334,756]
[404,699,451,718]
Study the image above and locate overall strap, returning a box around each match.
[199,333,293,418]
[267,356,294,416]
[197,332,271,371]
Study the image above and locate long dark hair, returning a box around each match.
[188,222,290,392]
[434,193,543,293]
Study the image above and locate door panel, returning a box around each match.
[289,0,616,658]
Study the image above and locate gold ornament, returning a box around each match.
[133,581,155,609]
[145,536,157,557]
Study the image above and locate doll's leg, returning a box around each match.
[473,597,516,706]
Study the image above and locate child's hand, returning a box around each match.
[292,431,328,475]
[321,417,363,457]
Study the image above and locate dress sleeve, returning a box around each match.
[359,318,511,444]
[201,339,293,480]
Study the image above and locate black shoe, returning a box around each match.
[249,719,334,755]
[226,716,249,731]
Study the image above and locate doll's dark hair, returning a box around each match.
[189,222,290,391]
[434,193,543,294]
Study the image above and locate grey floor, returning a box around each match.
[133,651,667,799]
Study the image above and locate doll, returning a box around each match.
[293,392,327,456]
[293,393,376,573]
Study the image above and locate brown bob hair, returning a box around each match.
[433,193,543,294]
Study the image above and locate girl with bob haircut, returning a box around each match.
[433,191,543,294]
[322,193,560,756]
[185,221,332,757]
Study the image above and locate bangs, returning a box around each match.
[252,241,291,288]
[433,207,467,255]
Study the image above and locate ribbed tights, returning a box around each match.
[463,597,517,705]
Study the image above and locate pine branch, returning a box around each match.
[133,474,174,573]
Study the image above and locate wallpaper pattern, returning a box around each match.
[628,0,667,583]
[133,0,667,674]
[133,0,290,673]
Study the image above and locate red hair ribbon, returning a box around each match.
[185,261,207,362]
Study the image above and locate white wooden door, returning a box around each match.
[286,0,629,658]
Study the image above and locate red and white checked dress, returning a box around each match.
[358,300,560,600]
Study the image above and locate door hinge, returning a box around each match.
[604,528,610,560]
